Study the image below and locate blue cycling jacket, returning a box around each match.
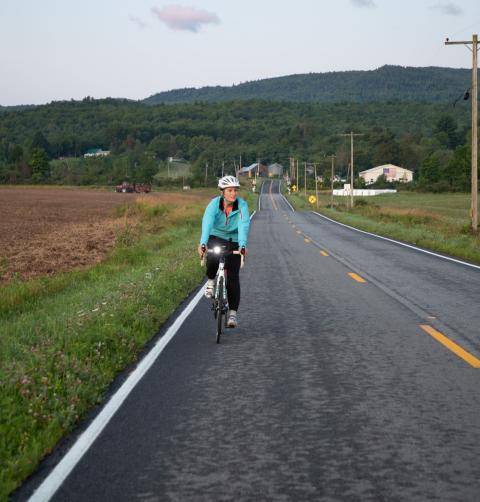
[200,196,250,248]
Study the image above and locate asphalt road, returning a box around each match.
[21,180,480,501]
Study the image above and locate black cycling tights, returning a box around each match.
[206,235,241,311]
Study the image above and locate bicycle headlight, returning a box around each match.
[213,246,222,254]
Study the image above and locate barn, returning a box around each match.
[359,164,413,185]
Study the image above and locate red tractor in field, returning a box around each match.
[134,183,151,193]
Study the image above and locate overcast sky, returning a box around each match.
[1,0,480,105]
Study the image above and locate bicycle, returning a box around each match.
[201,245,245,344]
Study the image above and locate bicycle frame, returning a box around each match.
[201,246,244,343]
[214,256,228,307]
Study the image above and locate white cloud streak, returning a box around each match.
[430,2,462,15]
[151,5,220,33]
[129,15,148,30]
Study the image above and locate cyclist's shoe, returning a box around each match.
[227,310,237,328]
[204,279,215,299]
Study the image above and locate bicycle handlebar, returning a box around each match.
[200,246,245,268]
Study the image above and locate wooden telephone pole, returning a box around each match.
[304,162,307,196]
[445,34,478,232]
[339,132,363,208]
[330,154,336,209]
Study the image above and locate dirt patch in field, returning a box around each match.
[0,187,212,283]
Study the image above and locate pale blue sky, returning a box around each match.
[1,0,480,105]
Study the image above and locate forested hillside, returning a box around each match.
[0,96,472,191]
[144,65,475,105]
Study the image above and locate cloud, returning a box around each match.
[351,0,376,7]
[151,5,220,32]
[129,15,148,30]
[430,2,462,15]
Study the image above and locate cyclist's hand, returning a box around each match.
[198,245,206,258]
[240,247,248,257]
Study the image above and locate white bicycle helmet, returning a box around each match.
[218,175,240,189]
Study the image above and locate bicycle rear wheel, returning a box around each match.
[216,277,224,344]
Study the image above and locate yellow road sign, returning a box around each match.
[292,185,297,192]
[308,195,317,204]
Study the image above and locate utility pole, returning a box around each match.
[331,154,336,209]
[339,132,363,209]
[296,159,299,190]
[446,34,479,232]
[304,162,307,196]
[205,162,208,186]
[314,163,319,208]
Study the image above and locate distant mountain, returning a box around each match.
[143,65,474,105]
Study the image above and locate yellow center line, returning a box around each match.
[304,238,310,243]
[348,272,366,283]
[296,230,302,234]
[420,325,480,368]
[268,182,278,211]
[320,251,329,256]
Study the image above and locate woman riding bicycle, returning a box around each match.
[197,175,250,328]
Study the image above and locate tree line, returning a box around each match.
[0,97,475,191]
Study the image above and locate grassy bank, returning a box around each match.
[286,191,480,264]
[0,186,257,499]
[0,196,209,498]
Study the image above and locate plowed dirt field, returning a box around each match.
[0,187,206,284]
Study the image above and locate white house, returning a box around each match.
[84,148,110,158]
[359,164,413,185]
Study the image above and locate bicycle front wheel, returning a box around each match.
[216,277,224,344]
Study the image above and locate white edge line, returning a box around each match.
[280,193,295,213]
[278,179,295,212]
[29,286,205,502]
[250,210,256,220]
[311,211,480,271]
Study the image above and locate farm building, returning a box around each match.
[84,148,110,158]
[359,164,413,185]
[237,163,268,177]
[268,163,284,177]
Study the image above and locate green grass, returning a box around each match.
[286,191,480,264]
[0,201,207,499]
[0,188,258,499]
